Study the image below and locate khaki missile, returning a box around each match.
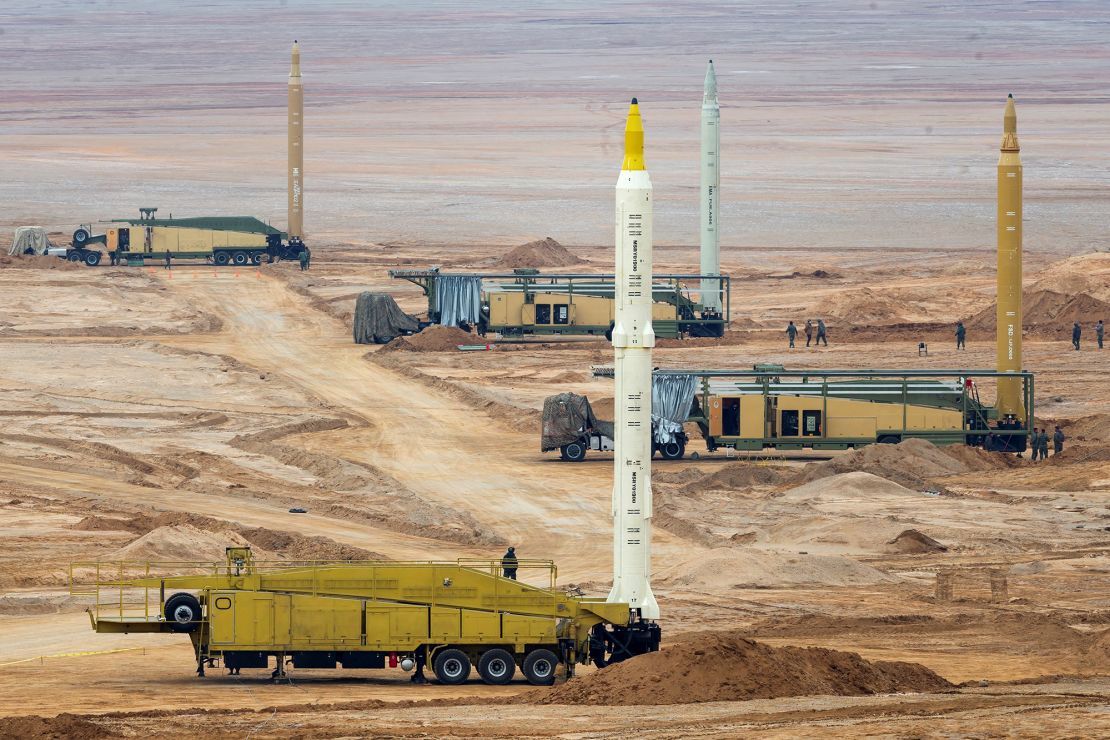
[288,41,304,243]
[996,94,1024,420]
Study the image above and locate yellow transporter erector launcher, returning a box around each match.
[72,548,658,684]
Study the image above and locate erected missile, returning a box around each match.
[608,99,659,620]
[996,94,1024,421]
[288,40,304,246]
[699,60,721,311]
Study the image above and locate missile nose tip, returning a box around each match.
[631,97,638,105]
[1008,93,1013,99]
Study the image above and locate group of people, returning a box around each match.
[1030,425,1066,461]
[1072,320,1103,350]
[786,319,828,348]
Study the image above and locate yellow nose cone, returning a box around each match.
[622,98,645,171]
[1001,93,1019,151]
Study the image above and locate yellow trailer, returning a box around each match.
[72,548,658,685]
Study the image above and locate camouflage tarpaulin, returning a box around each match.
[541,392,609,451]
[353,292,420,345]
[9,227,52,256]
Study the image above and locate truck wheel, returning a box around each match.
[477,648,516,685]
[232,252,249,266]
[67,251,83,262]
[250,252,263,266]
[73,228,90,245]
[560,442,586,462]
[164,593,201,633]
[214,252,230,266]
[83,251,101,267]
[522,649,558,686]
[433,648,471,685]
[659,441,685,460]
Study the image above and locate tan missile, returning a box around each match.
[288,40,304,243]
[995,94,1024,421]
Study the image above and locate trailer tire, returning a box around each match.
[250,252,263,266]
[83,251,101,267]
[73,228,90,245]
[560,441,586,462]
[878,435,901,444]
[477,648,516,685]
[164,593,202,633]
[214,252,230,266]
[658,441,685,460]
[232,252,249,266]
[433,648,471,685]
[522,648,558,686]
[67,251,83,262]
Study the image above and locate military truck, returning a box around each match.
[72,548,659,684]
[61,208,305,266]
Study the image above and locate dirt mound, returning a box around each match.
[1028,251,1110,302]
[524,631,951,705]
[964,289,1110,338]
[1061,413,1110,444]
[886,529,948,554]
[0,253,81,271]
[657,547,895,589]
[493,237,584,269]
[378,324,475,352]
[823,287,911,324]
[109,524,265,562]
[0,714,114,739]
[1045,444,1110,464]
[795,438,1009,490]
[681,463,795,491]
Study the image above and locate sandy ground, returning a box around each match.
[1,244,1107,737]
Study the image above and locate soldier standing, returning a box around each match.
[816,319,828,346]
[804,319,814,347]
[1097,319,1104,349]
[1053,426,1065,456]
[501,547,518,580]
[786,321,798,349]
[164,250,172,270]
[955,321,966,350]
[1072,322,1081,351]
[1030,428,1040,461]
[1039,428,1050,461]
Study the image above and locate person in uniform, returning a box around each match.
[956,321,966,350]
[786,321,797,349]
[804,319,814,347]
[501,547,518,580]
[816,319,828,346]
[1053,426,1065,455]
[1072,322,1081,351]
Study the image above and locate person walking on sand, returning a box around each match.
[1053,426,1065,456]
[298,250,309,271]
[805,319,814,347]
[786,321,797,349]
[1072,321,1081,351]
[956,320,966,350]
[816,319,828,346]
[1097,319,1104,349]
[501,546,518,580]
[163,251,172,270]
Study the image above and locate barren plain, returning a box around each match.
[1,0,1109,737]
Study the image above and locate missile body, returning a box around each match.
[996,95,1024,420]
[608,99,659,620]
[699,61,721,311]
[288,41,304,243]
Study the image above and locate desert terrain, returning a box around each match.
[2,1,1109,738]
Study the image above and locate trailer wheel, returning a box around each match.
[214,252,230,266]
[877,435,901,444]
[560,442,586,462]
[73,228,90,245]
[67,251,83,262]
[522,648,558,686]
[250,252,263,266]
[164,593,202,633]
[658,441,685,460]
[232,252,249,266]
[83,251,101,267]
[433,648,471,685]
[477,648,516,685]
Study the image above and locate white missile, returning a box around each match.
[699,60,721,311]
[608,99,659,620]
